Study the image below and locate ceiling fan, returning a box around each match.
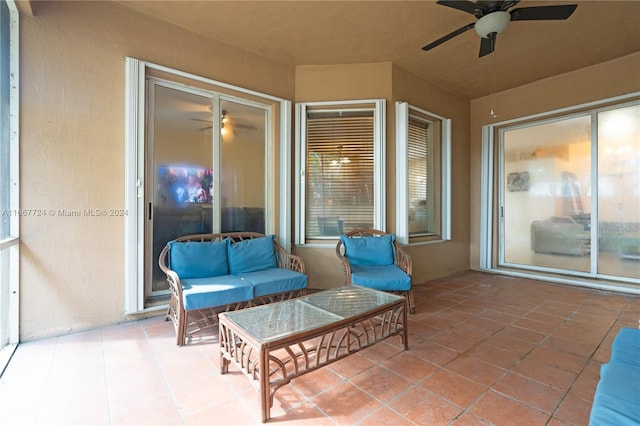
[192,110,258,132]
[422,1,578,58]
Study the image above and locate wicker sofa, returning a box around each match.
[159,232,307,345]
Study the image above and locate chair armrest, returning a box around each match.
[395,243,412,276]
[158,245,184,301]
[274,241,306,274]
[335,241,352,284]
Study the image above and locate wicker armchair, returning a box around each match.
[336,229,415,313]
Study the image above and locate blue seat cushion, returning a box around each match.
[239,268,308,297]
[341,234,396,266]
[168,239,229,279]
[350,265,411,291]
[228,235,278,274]
[181,275,253,311]
[590,362,640,426]
[610,328,640,368]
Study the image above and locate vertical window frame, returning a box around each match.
[295,99,386,246]
[0,0,19,353]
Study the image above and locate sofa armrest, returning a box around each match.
[158,244,184,303]
[395,243,412,277]
[274,240,306,274]
[335,241,352,285]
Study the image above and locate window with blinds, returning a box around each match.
[305,109,375,239]
[396,101,449,245]
[408,116,435,236]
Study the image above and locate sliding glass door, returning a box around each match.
[147,83,215,299]
[498,101,640,283]
[145,80,269,304]
[597,104,640,279]
[219,99,267,235]
[501,115,592,274]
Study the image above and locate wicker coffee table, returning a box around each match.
[218,284,408,422]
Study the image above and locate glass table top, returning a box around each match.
[221,285,404,343]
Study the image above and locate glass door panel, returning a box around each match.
[148,84,214,297]
[502,116,592,273]
[219,99,266,233]
[597,104,640,279]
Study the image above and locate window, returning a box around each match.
[296,100,385,244]
[396,102,451,245]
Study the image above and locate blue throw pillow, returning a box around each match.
[228,235,278,274]
[340,234,395,266]
[168,239,229,279]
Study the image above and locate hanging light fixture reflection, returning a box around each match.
[331,145,350,167]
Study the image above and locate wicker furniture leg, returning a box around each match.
[260,347,270,422]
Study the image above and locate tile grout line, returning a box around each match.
[33,336,58,426]
[100,327,113,426]
[545,300,629,425]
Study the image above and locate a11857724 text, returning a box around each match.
[0,209,129,217]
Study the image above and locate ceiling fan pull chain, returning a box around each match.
[490,48,498,118]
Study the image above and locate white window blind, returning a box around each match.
[408,116,434,235]
[305,110,375,238]
[396,101,450,245]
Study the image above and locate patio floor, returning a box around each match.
[1,271,638,425]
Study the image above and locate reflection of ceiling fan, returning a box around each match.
[422,1,578,57]
[192,110,258,132]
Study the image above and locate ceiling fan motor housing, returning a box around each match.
[475,11,510,38]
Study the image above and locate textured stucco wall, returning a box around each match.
[19,1,294,340]
[391,64,471,284]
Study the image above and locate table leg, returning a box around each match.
[219,324,229,374]
[220,356,229,374]
[402,304,409,351]
[260,347,270,422]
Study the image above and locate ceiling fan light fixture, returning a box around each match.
[474,11,510,38]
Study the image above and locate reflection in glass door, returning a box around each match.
[219,99,267,234]
[145,81,270,305]
[147,83,215,300]
[501,115,592,274]
[597,104,640,279]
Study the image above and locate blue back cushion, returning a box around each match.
[168,239,229,279]
[610,328,640,368]
[590,363,640,426]
[228,235,278,274]
[340,234,395,266]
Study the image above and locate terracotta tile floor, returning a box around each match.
[1,271,638,425]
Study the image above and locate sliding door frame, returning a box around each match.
[480,92,640,294]
[124,58,291,314]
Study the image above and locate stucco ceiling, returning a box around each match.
[120,0,640,99]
